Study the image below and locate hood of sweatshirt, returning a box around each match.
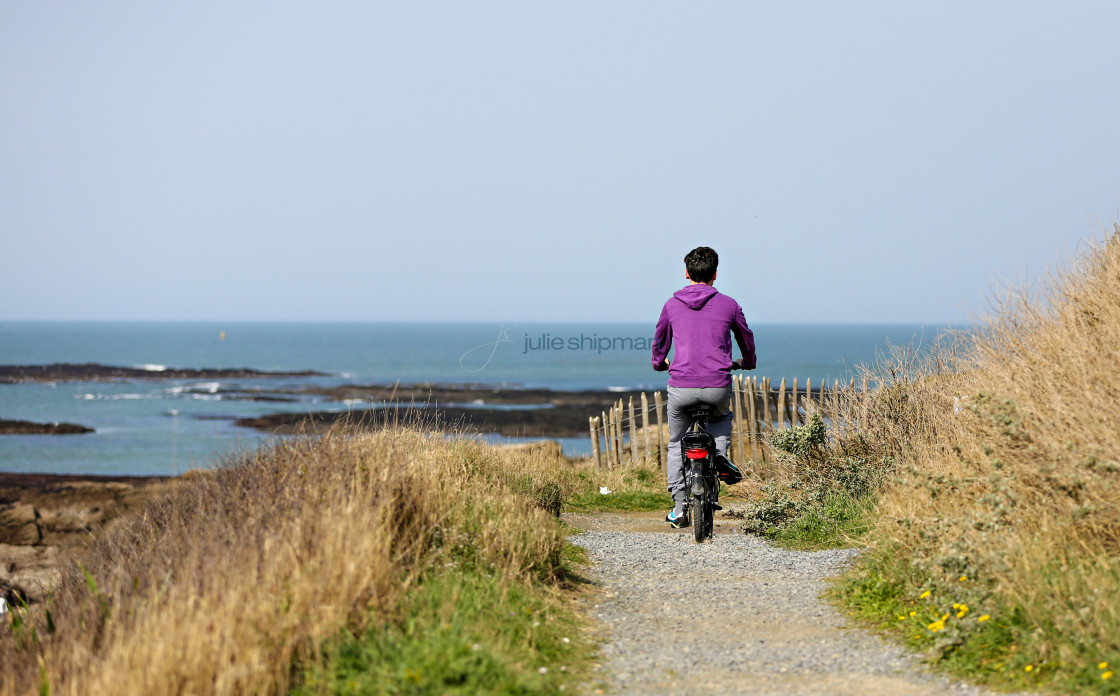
[672,284,719,310]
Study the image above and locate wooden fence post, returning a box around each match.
[589,416,602,469]
[618,398,627,464]
[617,405,625,465]
[611,401,618,464]
[819,378,826,421]
[747,376,760,460]
[602,410,613,468]
[609,404,618,466]
[777,378,787,430]
[654,391,665,470]
[761,377,773,460]
[733,375,746,463]
[791,378,800,426]
[628,396,638,464]
[761,377,771,435]
[641,392,651,463]
[829,379,840,433]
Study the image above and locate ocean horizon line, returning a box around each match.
[1,318,966,327]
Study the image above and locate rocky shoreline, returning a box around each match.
[0,367,656,603]
[0,363,327,383]
[0,473,182,604]
[0,364,648,439]
[235,403,599,438]
[0,419,94,435]
[233,384,651,438]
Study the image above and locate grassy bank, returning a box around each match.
[1,428,595,695]
[818,230,1120,693]
[565,463,671,512]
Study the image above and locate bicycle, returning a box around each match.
[679,404,742,542]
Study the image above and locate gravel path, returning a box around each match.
[566,511,1017,696]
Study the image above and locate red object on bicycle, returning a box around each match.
[685,448,708,460]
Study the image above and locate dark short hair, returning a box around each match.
[684,247,718,283]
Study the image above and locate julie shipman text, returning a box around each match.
[522,333,654,354]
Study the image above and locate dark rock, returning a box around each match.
[0,503,40,545]
[0,419,94,435]
[0,474,178,602]
[235,403,598,438]
[0,474,175,547]
[0,363,328,383]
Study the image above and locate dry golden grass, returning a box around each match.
[0,426,583,696]
[842,227,1120,677]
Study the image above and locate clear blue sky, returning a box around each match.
[2,2,1118,324]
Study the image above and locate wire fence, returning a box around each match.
[588,375,869,469]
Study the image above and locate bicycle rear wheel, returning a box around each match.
[692,476,714,543]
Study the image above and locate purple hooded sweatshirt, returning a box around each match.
[651,284,756,388]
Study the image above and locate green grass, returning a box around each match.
[565,488,671,512]
[764,491,876,550]
[831,546,1120,694]
[292,547,593,696]
[562,464,671,512]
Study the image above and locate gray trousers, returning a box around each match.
[666,385,732,506]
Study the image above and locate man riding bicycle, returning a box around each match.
[651,246,756,528]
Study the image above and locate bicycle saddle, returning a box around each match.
[685,405,713,421]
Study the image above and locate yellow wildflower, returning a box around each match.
[1100,662,1109,670]
[920,590,931,599]
[959,576,968,582]
[1103,671,1114,680]
[977,615,990,622]
[1025,665,1033,672]
[909,611,916,617]
[897,616,906,621]
[956,605,969,618]
[927,614,949,632]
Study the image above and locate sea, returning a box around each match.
[0,321,949,476]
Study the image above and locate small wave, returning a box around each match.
[340,398,366,405]
[134,364,167,372]
[450,402,553,411]
[183,382,221,393]
[190,394,222,401]
[110,393,157,400]
[606,386,633,392]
